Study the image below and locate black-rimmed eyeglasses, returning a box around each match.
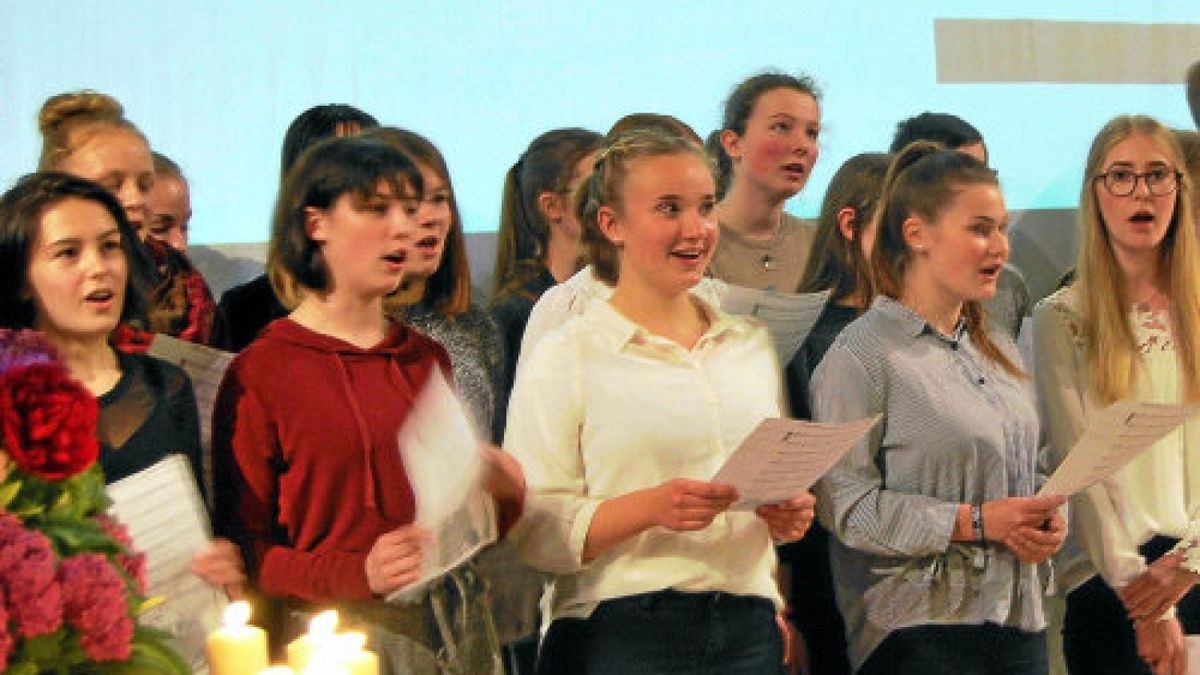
[1093,168,1181,197]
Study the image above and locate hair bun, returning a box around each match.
[38,90,124,137]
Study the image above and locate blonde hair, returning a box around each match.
[577,128,713,285]
[37,90,147,170]
[1076,115,1200,404]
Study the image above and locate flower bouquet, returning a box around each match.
[0,329,189,674]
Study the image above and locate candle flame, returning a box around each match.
[222,600,250,628]
[309,609,338,638]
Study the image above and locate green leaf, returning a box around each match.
[41,519,120,555]
[14,630,66,664]
[4,662,38,675]
[0,476,23,509]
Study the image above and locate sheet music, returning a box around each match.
[718,286,831,365]
[147,335,234,506]
[1039,400,1200,497]
[388,368,497,603]
[107,455,224,674]
[712,416,880,510]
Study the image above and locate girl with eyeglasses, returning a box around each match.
[1034,115,1200,675]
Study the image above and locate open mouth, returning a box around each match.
[382,250,408,266]
[1129,211,1155,224]
[84,289,116,309]
[979,264,1001,279]
[415,235,440,250]
[782,162,807,178]
[670,249,705,262]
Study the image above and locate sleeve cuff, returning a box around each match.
[569,499,603,566]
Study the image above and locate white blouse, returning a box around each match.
[1033,285,1200,592]
[504,298,783,620]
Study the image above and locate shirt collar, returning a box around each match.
[590,293,750,352]
[872,295,969,345]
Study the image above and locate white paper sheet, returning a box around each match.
[712,416,880,510]
[147,334,235,507]
[107,454,224,674]
[1187,635,1200,675]
[718,286,831,366]
[388,368,497,603]
[1039,400,1200,497]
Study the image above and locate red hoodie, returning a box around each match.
[213,318,512,603]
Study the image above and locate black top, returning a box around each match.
[489,266,557,436]
[209,274,288,352]
[98,352,204,498]
[784,302,861,421]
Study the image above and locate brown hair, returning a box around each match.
[798,152,891,304]
[365,127,472,316]
[267,137,423,298]
[872,141,1022,376]
[492,128,602,297]
[38,90,148,170]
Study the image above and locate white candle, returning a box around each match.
[207,601,269,675]
[337,632,379,675]
[286,610,339,672]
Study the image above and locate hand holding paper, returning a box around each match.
[712,415,880,510]
[1039,401,1200,497]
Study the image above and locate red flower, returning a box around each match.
[0,364,99,480]
[93,515,147,595]
[0,514,62,639]
[59,554,134,662]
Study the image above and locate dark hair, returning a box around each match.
[280,104,379,179]
[492,127,603,297]
[872,141,1020,376]
[705,129,733,200]
[267,137,423,296]
[0,171,151,329]
[1188,61,1200,130]
[712,71,821,193]
[578,129,716,285]
[152,151,184,180]
[363,127,473,316]
[798,153,892,304]
[889,112,985,157]
[1176,129,1200,186]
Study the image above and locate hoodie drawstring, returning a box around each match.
[332,355,382,510]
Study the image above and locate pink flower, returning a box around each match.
[0,588,12,672]
[93,514,147,595]
[0,514,62,638]
[58,554,134,662]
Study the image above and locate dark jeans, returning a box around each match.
[1063,536,1200,674]
[857,624,1048,675]
[535,589,784,675]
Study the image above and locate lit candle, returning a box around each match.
[207,601,269,675]
[286,610,339,672]
[338,632,379,675]
[302,650,349,675]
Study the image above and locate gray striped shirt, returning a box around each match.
[811,296,1048,670]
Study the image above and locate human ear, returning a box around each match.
[720,129,743,162]
[304,207,328,243]
[537,191,563,224]
[597,206,623,246]
[836,207,858,242]
[902,216,927,253]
